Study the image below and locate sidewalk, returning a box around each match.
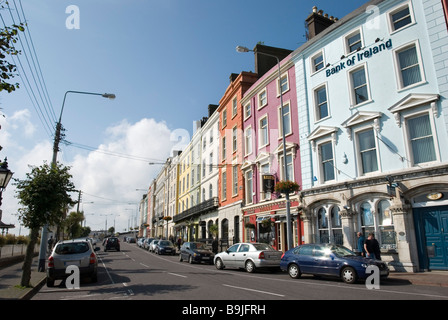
[0,257,447,300]
[0,256,47,300]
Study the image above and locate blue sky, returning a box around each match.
[0,0,366,233]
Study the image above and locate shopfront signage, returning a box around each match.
[326,39,393,78]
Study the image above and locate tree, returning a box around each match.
[64,211,85,239]
[15,162,76,287]
[0,20,25,93]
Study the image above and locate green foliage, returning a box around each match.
[0,21,25,93]
[274,180,300,194]
[14,162,77,230]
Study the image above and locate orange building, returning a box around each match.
[217,71,258,245]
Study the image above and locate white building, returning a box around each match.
[294,0,448,271]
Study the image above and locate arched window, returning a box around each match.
[331,206,343,244]
[360,202,374,229]
[221,219,229,240]
[317,208,329,243]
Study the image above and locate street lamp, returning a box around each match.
[0,158,13,206]
[38,90,116,272]
[236,45,293,251]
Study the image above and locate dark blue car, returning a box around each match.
[280,244,389,284]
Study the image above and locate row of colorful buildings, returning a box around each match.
[136,0,448,272]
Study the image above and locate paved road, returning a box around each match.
[32,240,448,302]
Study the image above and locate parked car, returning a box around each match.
[280,244,389,284]
[148,239,160,252]
[144,238,155,250]
[46,239,100,287]
[179,242,214,264]
[214,242,283,273]
[104,237,120,251]
[126,237,136,243]
[137,238,145,247]
[156,240,176,255]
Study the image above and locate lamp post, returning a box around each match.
[38,90,116,272]
[236,46,293,251]
[0,158,13,207]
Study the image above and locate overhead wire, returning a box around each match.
[0,1,56,137]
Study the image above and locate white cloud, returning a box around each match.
[1,117,176,235]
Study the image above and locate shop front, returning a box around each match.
[242,197,303,252]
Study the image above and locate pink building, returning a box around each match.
[240,45,303,252]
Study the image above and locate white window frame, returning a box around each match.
[278,101,292,138]
[392,40,425,91]
[259,162,271,201]
[277,72,290,96]
[245,169,253,205]
[244,101,251,120]
[258,88,267,109]
[317,139,336,183]
[354,126,381,176]
[221,170,227,201]
[387,1,415,34]
[348,63,372,108]
[232,96,238,118]
[279,152,294,181]
[244,125,253,156]
[232,125,237,153]
[344,28,364,55]
[313,83,330,122]
[222,109,227,128]
[258,115,269,148]
[310,50,325,74]
[402,109,440,167]
[232,165,238,197]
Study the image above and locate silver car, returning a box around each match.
[214,242,283,273]
[46,239,100,287]
[148,239,160,252]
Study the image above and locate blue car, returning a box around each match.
[280,244,389,284]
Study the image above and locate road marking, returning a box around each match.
[168,272,187,278]
[140,263,150,268]
[97,254,115,284]
[223,284,285,297]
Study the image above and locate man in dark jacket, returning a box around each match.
[364,233,381,260]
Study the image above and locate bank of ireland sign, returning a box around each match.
[326,39,392,78]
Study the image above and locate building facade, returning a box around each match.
[294,0,448,271]
[240,45,303,252]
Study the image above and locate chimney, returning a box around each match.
[305,6,336,40]
[208,104,218,117]
[229,73,239,83]
[254,44,293,77]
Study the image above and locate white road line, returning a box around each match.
[97,254,115,284]
[168,272,187,278]
[223,284,285,297]
[140,263,150,268]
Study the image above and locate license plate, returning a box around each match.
[380,270,388,276]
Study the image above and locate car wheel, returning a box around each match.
[215,258,224,270]
[341,266,358,284]
[188,255,194,264]
[245,260,256,273]
[46,277,55,287]
[288,264,301,279]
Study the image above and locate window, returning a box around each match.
[232,165,238,196]
[357,129,378,174]
[209,183,213,199]
[245,126,253,156]
[319,142,335,182]
[221,136,226,160]
[222,109,227,128]
[232,97,237,117]
[407,114,436,164]
[232,126,237,153]
[312,52,324,73]
[245,170,253,204]
[260,163,271,201]
[258,89,267,108]
[316,206,342,244]
[280,153,293,181]
[244,101,251,119]
[278,73,289,94]
[259,116,269,147]
[315,85,328,120]
[396,43,423,88]
[389,3,413,32]
[221,171,227,200]
[346,30,362,53]
[360,202,374,234]
[202,159,206,177]
[279,102,292,136]
[350,65,369,106]
[209,152,213,173]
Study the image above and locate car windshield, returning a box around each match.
[252,243,275,251]
[190,243,205,250]
[330,245,356,258]
[159,241,172,246]
[55,242,89,255]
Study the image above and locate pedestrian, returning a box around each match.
[357,232,366,257]
[47,236,54,251]
[364,233,381,260]
[177,237,181,251]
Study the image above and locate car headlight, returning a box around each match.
[361,263,368,268]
